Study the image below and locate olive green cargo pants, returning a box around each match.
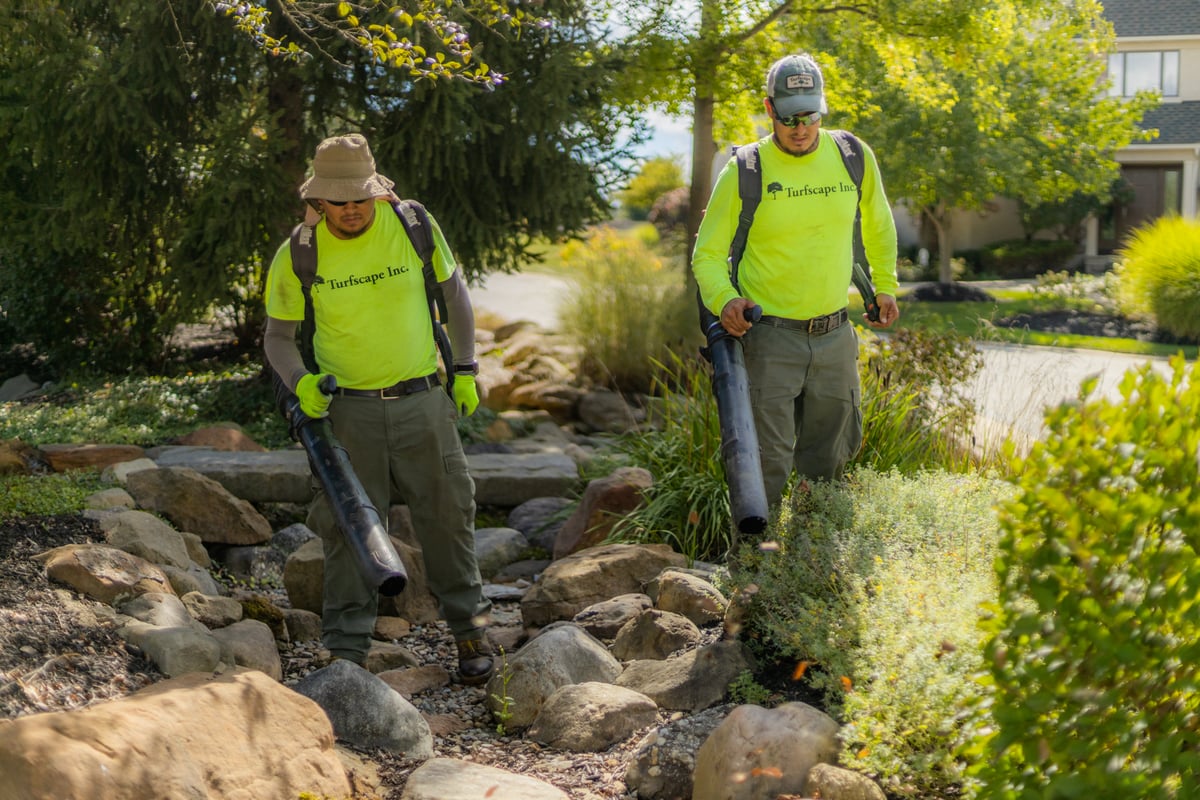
[305,387,491,663]
[743,320,863,504]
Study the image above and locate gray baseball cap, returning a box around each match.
[766,55,828,116]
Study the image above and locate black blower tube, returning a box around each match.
[699,300,769,535]
[286,376,408,596]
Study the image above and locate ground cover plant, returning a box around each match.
[728,468,1012,798]
[0,363,288,451]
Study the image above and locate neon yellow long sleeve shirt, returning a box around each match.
[692,130,899,320]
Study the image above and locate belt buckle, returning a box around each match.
[808,316,827,335]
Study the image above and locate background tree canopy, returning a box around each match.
[602,0,1153,276]
[0,0,637,373]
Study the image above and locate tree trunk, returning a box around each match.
[684,0,723,277]
[924,204,955,284]
[686,94,717,280]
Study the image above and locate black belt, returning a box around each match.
[759,308,848,336]
[337,373,439,399]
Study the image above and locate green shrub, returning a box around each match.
[968,356,1200,798]
[853,328,988,473]
[558,227,696,393]
[732,467,1010,796]
[1,470,107,521]
[0,363,288,448]
[607,351,735,564]
[978,239,1078,278]
[1114,215,1200,341]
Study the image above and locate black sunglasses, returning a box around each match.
[776,110,822,128]
[325,198,372,207]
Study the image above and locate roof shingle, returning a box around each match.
[1101,0,1200,38]
[1137,101,1200,145]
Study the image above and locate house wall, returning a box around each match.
[895,199,1052,255]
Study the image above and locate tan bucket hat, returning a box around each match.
[298,133,395,201]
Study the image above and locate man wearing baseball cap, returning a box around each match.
[263,133,494,684]
[692,53,901,506]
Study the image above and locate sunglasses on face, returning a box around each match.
[776,110,822,128]
[325,198,371,207]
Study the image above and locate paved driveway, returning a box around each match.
[969,342,1173,451]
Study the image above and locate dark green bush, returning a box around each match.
[978,239,1078,278]
[969,356,1200,798]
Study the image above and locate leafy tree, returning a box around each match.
[618,157,685,220]
[603,0,1032,261]
[0,0,294,372]
[605,0,1154,287]
[366,0,640,275]
[210,0,542,86]
[1018,177,1136,243]
[815,0,1156,282]
[0,0,632,373]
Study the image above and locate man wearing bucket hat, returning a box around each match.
[263,133,494,684]
[692,53,901,505]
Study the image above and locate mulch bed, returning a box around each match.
[0,514,163,718]
[991,309,1189,344]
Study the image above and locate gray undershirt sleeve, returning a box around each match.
[263,317,308,392]
[441,270,477,366]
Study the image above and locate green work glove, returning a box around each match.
[452,374,479,417]
[296,372,333,418]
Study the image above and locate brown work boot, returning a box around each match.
[456,635,495,685]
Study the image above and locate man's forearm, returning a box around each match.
[263,317,308,391]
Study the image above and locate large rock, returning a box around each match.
[692,702,841,800]
[553,467,653,559]
[527,682,658,752]
[37,443,145,473]
[484,623,621,730]
[151,447,313,503]
[96,509,192,569]
[470,452,580,507]
[150,446,582,510]
[615,640,753,712]
[35,544,175,604]
[402,757,570,800]
[292,660,434,756]
[125,466,272,546]
[521,543,686,628]
[0,669,351,800]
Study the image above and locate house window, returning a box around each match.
[1107,51,1180,97]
